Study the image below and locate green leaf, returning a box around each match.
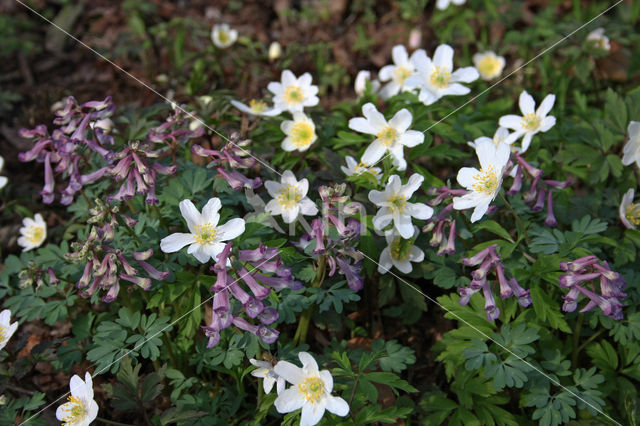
[472,220,515,243]
[530,286,572,333]
[586,340,619,371]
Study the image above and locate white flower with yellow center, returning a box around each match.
[268,70,319,113]
[586,27,610,52]
[621,121,640,168]
[467,127,511,150]
[354,70,380,97]
[0,156,8,189]
[453,139,510,222]
[620,188,640,230]
[55,372,98,426]
[0,309,18,351]
[274,352,349,426]
[378,228,424,274]
[265,171,318,223]
[369,174,433,239]
[473,51,506,80]
[436,0,466,10]
[499,90,556,153]
[18,213,47,252]
[231,99,282,117]
[405,44,479,106]
[378,45,422,99]
[281,112,317,152]
[348,103,424,171]
[250,359,285,395]
[160,198,245,263]
[340,155,382,182]
[211,23,238,49]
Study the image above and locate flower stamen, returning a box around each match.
[298,377,324,404]
[393,66,412,84]
[388,194,407,213]
[194,223,217,244]
[521,113,540,131]
[61,395,87,426]
[472,166,499,195]
[430,66,451,88]
[290,122,314,147]
[626,203,640,226]
[377,126,398,147]
[249,99,267,113]
[277,184,303,209]
[284,86,303,104]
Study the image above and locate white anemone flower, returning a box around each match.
[211,23,238,49]
[467,127,511,149]
[160,198,245,263]
[378,45,421,99]
[0,156,7,189]
[231,99,282,117]
[340,155,382,181]
[436,0,466,10]
[265,171,318,223]
[281,112,317,152]
[620,188,640,230]
[621,121,640,168]
[473,51,506,80]
[55,372,99,426]
[369,174,433,239]
[18,213,47,252]
[250,359,285,394]
[499,90,556,153]
[267,70,319,113]
[586,27,610,51]
[405,44,479,106]
[274,352,349,426]
[0,309,18,351]
[354,70,380,97]
[378,227,424,274]
[453,139,510,222]
[348,103,424,171]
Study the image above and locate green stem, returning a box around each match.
[123,222,143,245]
[348,376,360,426]
[293,256,326,346]
[576,328,605,354]
[97,417,135,426]
[152,204,168,229]
[499,192,530,244]
[571,313,584,369]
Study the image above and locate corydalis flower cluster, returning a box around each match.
[108,140,177,204]
[297,184,365,291]
[147,107,205,147]
[192,133,262,191]
[459,244,531,321]
[507,153,570,227]
[559,256,627,320]
[18,96,115,205]
[66,201,168,302]
[203,242,302,348]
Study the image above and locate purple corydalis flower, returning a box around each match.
[516,154,543,179]
[311,219,326,254]
[532,188,546,211]
[544,189,557,227]
[427,187,469,206]
[507,164,523,196]
[482,279,501,322]
[232,317,279,344]
[523,175,540,204]
[438,219,456,255]
[462,244,496,267]
[217,167,262,190]
[336,256,364,291]
[147,107,205,146]
[430,221,445,247]
[558,256,627,319]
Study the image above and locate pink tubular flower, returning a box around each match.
[557,256,627,320]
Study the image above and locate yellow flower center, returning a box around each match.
[249,99,267,113]
[521,113,540,131]
[478,56,500,78]
[277,184,303,209]
[284,86,303,104]
[393,66,412,85]
[626,203,640,226]
[298,377,324,404]
[290,122,315,147]
[430,66,451,88]
[26,225,45,245]
[194,223,217,244]
[377,126,398,147]
[355,162,379,175]
[61,395,87,425]
[217,30,230,45]
[388,194,407,213]
[0,325,6,343]
[472,166,499,195]
[390,237,412,261]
